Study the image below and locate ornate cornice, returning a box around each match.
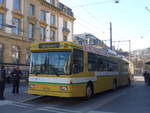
[0,4,7,13]
[39,20,47,27]
[12,10,24,19]
[50,24,57,30]
[27,16,37,24]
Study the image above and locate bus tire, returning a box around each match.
[86,82,93,99]
[112,80,117,90]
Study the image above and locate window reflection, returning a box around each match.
[13,18,20,35]
[0,44,3,63]
[14,0,21,10]
[30,52,71,75]
[12,46,19,63]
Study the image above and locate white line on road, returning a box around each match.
[11,103,28,108]
[88,111,116,113]
[20,95,43,103]
[81,87,134,113]
[38,106,82,113]
[0,100,13,106]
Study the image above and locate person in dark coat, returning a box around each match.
[147,73,150,85]
[0,65,6,100]
[143,71,148,84]
[11,66,22,95]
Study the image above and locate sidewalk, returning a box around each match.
[3,82,40,102]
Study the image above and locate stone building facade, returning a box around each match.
[0,0,75,66]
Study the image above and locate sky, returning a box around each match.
[61,0,150,51]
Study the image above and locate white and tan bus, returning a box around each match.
[28,41,131,98]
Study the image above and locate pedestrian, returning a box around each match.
[11,66,22,95]
[147,72,150,85]
[0,65,6,100]
[143,71,148,84]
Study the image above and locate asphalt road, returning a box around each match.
[0,76,150,113]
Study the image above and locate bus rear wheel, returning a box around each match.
[86,83,93,99]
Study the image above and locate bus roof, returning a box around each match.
[30,41,83,50]
[30,41,129,63]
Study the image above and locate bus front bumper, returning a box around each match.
[28,82,86,97]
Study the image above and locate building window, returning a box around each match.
[50,15,55,25]
[28,23,34,38]
[51,0,55,5]
[0,0,3,4]
[50,30,55,41]
[0,44,3,63]
[40,27,46,41]
[12,46,19,64]
[29,4,34,16]
[12,18,20,35]
[63,21,67,28]
[40,10,46,21]
[63,36,67,41]
[26,49,30,64]
[0,13,3,30]
[14,0,21,10]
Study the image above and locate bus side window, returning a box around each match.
[97,56,104,71]
[88,53,97,71]
[72,49,84,74]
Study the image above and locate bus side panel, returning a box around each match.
[94,76,116,94]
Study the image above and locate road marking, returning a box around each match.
[0,100,34,109]
[0,100,13,106]
[10,103,28,108]
[81,87,133,113]
[20,95,43,102]
[88,111,116,113]
[38,106,82,113]
[12,102,34,107]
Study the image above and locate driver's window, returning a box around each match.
[72,49,84,74]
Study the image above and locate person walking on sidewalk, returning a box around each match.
[143,71,148,84]
[0,65,6,100]
[11,66,22,95]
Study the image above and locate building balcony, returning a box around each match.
[27,16,37,24]
[62,27,70,35]
[0,3,7,13]
[50,24,57,30]
[12,9,24,18]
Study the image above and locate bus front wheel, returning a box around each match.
[86,83,93,99]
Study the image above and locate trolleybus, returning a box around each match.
[28,41,131,98]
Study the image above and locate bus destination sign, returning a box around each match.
[39,43,60,48]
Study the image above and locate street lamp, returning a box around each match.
[115,1,119,3]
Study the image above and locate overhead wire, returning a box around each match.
[71,0,116,8]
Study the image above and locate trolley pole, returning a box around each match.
[110,22,113,50]
[129,40,131,60]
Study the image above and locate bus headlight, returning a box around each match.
[60,86,68,91]
[29,84,36,88]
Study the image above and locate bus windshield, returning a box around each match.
[30,52,72,75]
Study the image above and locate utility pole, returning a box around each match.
[129,40,131,60]
[110,22,113,50]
